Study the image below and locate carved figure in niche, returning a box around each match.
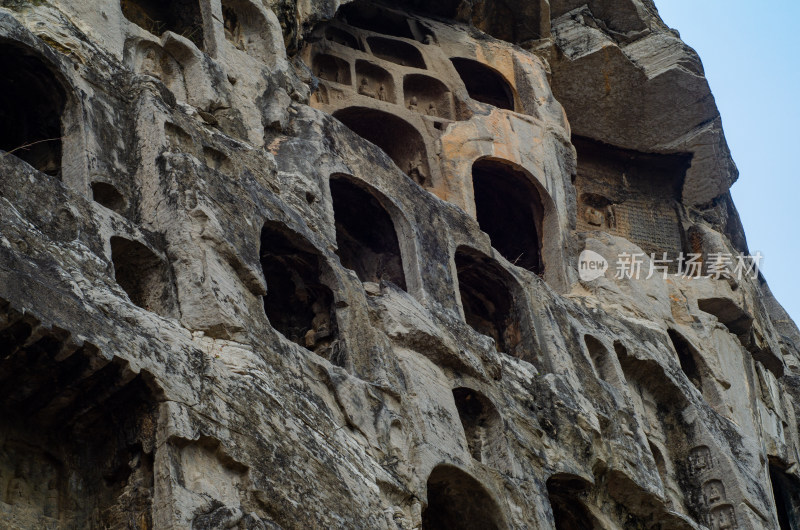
[315,85,329,105]
[5,475,29,505]
[223,7,245,50]
[141,48,160,78]
[710,504,737,529]
[44,478,59,518]
[584,206,604,226]
[378,85,387,101]
[407,96,418,111]
[606,204,617,229]
[358,78,377,98]
[407,154,426,185]
[304,300,332,350]
[385,507,412,530]
[688,446,713,475]
[467,424,486,461]
[427,103,437,117]
[703,480,725,506]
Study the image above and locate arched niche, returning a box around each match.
[127,40,188,102]
[546,474,600,530]
[404,74,455,120]
[0,41,67,178]
[259,222,338,356]
[312,53,352,85]
[325,26,361,51]
[471,158,544,274]
[769,461,800,530]
[91,182,127,215]
[332,107,430,187]
[110,236,177,318]
[454,247,533,358]
[221,0,273,63]
[450,58,515,111]
[584,335,621,387]
[367,36,426,69]
[452,388,503,465]
[330,176,406,290]
[422,465,504,529]
[339,3,416,40]
[120,0,205,48]
[355,60,396,104]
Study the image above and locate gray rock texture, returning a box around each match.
[0,0,798,529]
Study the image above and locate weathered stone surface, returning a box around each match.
[0,0,798,529]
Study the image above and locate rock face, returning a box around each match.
[0,0,798,528]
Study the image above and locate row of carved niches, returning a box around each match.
[573,136,692,269]
[686,446,739,529]
[310,52,462,122]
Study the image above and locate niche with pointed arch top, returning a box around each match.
[332,107,430,186]
[546,474,601,530]
[422,465,504,529]
[330,176,406,290]
[0,42,66,178]
[472,159,544,274]
[259,222,338,356]
[451,58,514,111]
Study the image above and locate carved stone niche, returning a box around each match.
[708,504,737,530]
[403,74,456,120]
[128,40,188,102]
[120,0,205,49]
[355,60,396,104]
[702,479,726,507]
[687,445,714,477]
[0,306,160,529]
[312,53,352,86]
[366,36,426,69]
[221,0,273,63]
[325,26,362,51]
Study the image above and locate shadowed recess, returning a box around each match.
[472,159,543,273]
[331,176,406,290]
[333,107,430,186]
[0,42,65,178]
[451,57,514,110]
[422,465,503,529]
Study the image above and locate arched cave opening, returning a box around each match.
[325,26,361,50]
[0,42,66,178]
[120,0,204,48]
[356,59,396,103]
[259,222,338,354]
[330,176,406,290]
[110,237,176,317]
[668,329,704,392]
[333,107,430,186]
[472,159,544,274]
[455,248,525,356]
[422,465,503,530]
[450,58,514,110]
[585,335,618,385]
[546,474,599,530]
[452,388,500,463]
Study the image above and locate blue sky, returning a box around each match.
[655,1,800,325]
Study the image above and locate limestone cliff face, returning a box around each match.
[0,0,798,528]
